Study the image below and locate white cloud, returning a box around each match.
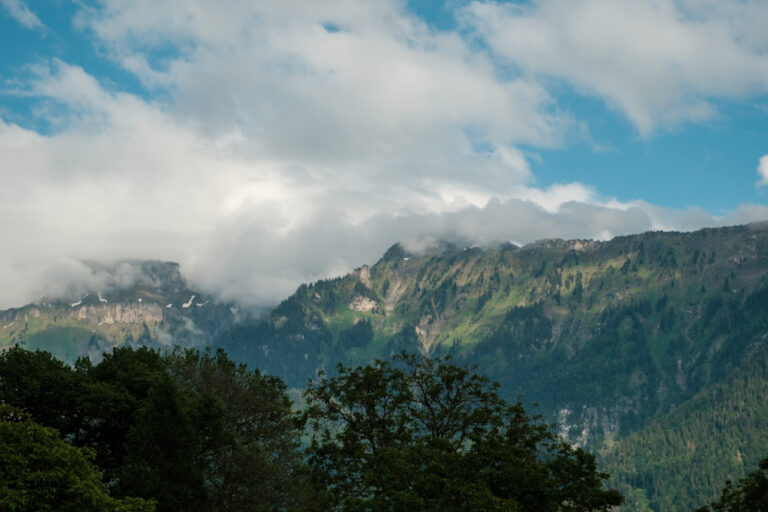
[0,0,43,30]
[0,0,766,310]
[462,0,768,134]
[76,0,567,160]
[758,155,768,186]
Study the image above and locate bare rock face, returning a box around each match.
[348,296,377,312]
[356,265,372,289]
[384,277,407,312]
[72,303,164,325]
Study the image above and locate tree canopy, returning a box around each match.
[304,352,624,512]
[0,346,310,512]
[1,346,623,511]
[0,405,154,512]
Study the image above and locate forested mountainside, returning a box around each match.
[0,261,237,362]
[604,346,768,511]
[214,223,768,509]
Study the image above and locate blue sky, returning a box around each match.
[1,0,768,307]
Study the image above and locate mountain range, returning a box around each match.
[4,223,768,510]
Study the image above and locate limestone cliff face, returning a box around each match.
[71,302,164,325]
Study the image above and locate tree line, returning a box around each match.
[0,346,626,511]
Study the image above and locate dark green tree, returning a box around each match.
[0,406,154,512]
[0,346,311,512]
[0,347,83,438]
[697,456,768,512]
[166,347,312,512]
[116,370,211,511]
[81,347,170,490]
[304,352,623,512]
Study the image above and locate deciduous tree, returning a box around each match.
[0,406,154,512]
[304,352,623,512]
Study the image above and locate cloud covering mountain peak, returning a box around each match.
[1,0,767,309]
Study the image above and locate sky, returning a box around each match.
[1,0,768,309]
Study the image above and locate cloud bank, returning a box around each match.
[0,0,767,309]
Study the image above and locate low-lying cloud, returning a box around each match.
[186,197,768,308]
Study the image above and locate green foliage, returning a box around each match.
[0,347,84,438]
[385,325,421,354]
[479,303,553,358]
[116,369,210,510]
[218,295,334,386]
[165,348,312,512]
[0,406,154,512]
[0,346,309,512]
[0,346,625,511]
[304,352,623,511]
